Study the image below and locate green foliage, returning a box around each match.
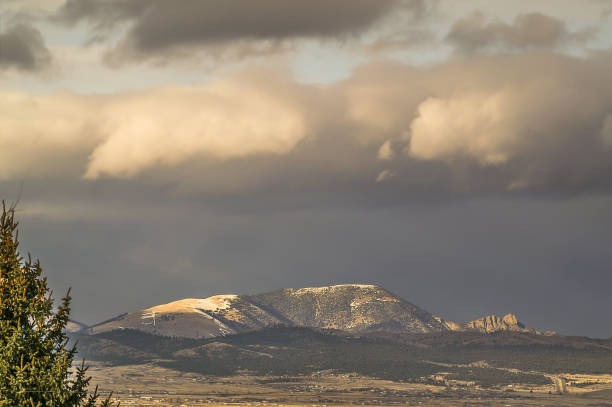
[0,203,116,407]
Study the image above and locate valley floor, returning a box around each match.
[88,363,612,407]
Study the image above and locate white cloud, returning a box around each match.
[85,74,307,179]
[2,53,612,195]
[377,140,395,160]
[408,93,514,165]
[376,169,395,183]
[0,70,308,180]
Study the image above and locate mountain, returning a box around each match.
[245,285,447,332]
[66,320,88,333]
[87,284,538,338]
[87,295,248,338]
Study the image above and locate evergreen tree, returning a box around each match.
[0,202,116,406]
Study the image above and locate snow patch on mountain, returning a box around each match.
[145,295,238,315]
[350,296,400,308]
[291,284,378,295]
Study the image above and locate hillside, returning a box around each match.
[72,326,612,388]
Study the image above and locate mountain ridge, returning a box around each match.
[86,284,546,338]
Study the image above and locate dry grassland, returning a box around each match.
[87,362,612,407]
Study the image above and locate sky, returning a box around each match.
[1,0,612,338]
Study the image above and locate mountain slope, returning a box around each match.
[87,284,538,338]
[66,320,88,333]
[244,285,447,333]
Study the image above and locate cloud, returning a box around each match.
[3,52,612,195]
[403,55,612,192]
[446,12,593,53]
[364,29,436,54]
[53,0,146,29]
[0,22,52,72]
[377,140,395,161]
[376,169,395,183]
[0,91,101,179]
[408,93,514,166]
[342,53,612,192]
[54,0,409,64]
[0,69,309,180]
[1,0,65,13]
[84,71,308,179]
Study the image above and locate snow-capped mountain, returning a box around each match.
[87,284,537,338]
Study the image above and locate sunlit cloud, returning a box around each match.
[2,53,612,194]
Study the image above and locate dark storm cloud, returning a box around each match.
[0,22,52,72]
[364,28,436,54]
[446,12,593,53]
[54,0,413,63]
[11,178,612,338]
[53,0,148,29]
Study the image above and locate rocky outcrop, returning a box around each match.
[433,316,464,331]
[464,313,527,333]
